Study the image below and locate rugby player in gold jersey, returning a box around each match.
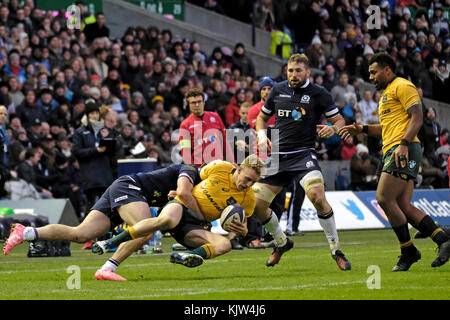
[93,155,264,268]
[339,53,450,271]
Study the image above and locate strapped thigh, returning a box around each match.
[252,182,279,203]
[299,170,324,193]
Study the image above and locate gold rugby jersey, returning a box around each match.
[177,160,255,222]
[378,77,421,154]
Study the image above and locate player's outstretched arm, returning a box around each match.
[339,123,382,141]
[175,176,205,221]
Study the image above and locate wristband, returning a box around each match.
[362,125,369,134]
[400,139,410,146]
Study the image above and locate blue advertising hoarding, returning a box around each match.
[354,189,450,228]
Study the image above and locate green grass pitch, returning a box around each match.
[0,229,449,300]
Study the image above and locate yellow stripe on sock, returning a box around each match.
[201,243,215,259]
[128,227,137,239]
[431,228,443,239]
[399,239,413,248]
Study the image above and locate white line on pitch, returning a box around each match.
[115,280,368,299]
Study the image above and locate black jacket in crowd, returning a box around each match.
[72,124,114,191]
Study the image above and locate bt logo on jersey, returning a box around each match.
[277,109,292,117]
[278,107,306,121]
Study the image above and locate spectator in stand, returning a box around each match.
[116,122,136,158]
[254,0,283,32]
[350,143,378,191]
[0,105,10,196]
[26,118,44,145]
[358,89,378,125]
[248,76,275,130]
[8,75,23,107]
[431,5,448,38]
[321,28,340,61]
[8,127,29,169]
[5,52,26,85]
[308,35,326,69]
[205,79,228,117]
[231,43,255,79]
[36,87,61,122]
[418,107,441,161]
[83,12,110,44]
[92,48,109,81]
[341,134,357,161]
[50,151,83,220]
[322,62,338,92]
[440,128,449,146]
[331,72,355,109]
[225,88,246,127]
[15,88,44,129]
[228,101,253,164]
[16,147,52,198]
[432,59,450,103]
[156,130,172,166]
[419,150,447,189]
[72,101,115,220]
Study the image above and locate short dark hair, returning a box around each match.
[185,88,204,101]
[24,147,39,160]
[369,53,396,73]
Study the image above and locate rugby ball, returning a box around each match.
[220,204,245,231]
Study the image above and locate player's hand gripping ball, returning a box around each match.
[220,204,245,231]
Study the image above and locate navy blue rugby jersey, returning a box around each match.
[261,79,339,152]
[130,164,200,206]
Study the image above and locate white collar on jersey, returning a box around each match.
[289,78,310,89]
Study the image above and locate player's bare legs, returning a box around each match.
[381,174,450,268]
[111,202,155,261]
[95,202,155,280]
[94,202,183,253]
[33,210,111,242]
[376,173,421,271]
[184,229,232,256]
[170,229,232,268]
[4,210,112,255]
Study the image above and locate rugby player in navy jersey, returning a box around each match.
[253,53,351,270]
[4,164,202,280]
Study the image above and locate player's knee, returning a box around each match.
[375,193,388,210]
[220,239,232,255]
[156,214,180,230]
[308,190,325,211]
[72,230,93,243]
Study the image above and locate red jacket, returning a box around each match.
[248,101,275,129]
[341,143,357,161]
[225,96,241,127]
[447,160,450,187]
[179,111,235,167]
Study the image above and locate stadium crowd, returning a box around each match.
[0,0,449,220]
